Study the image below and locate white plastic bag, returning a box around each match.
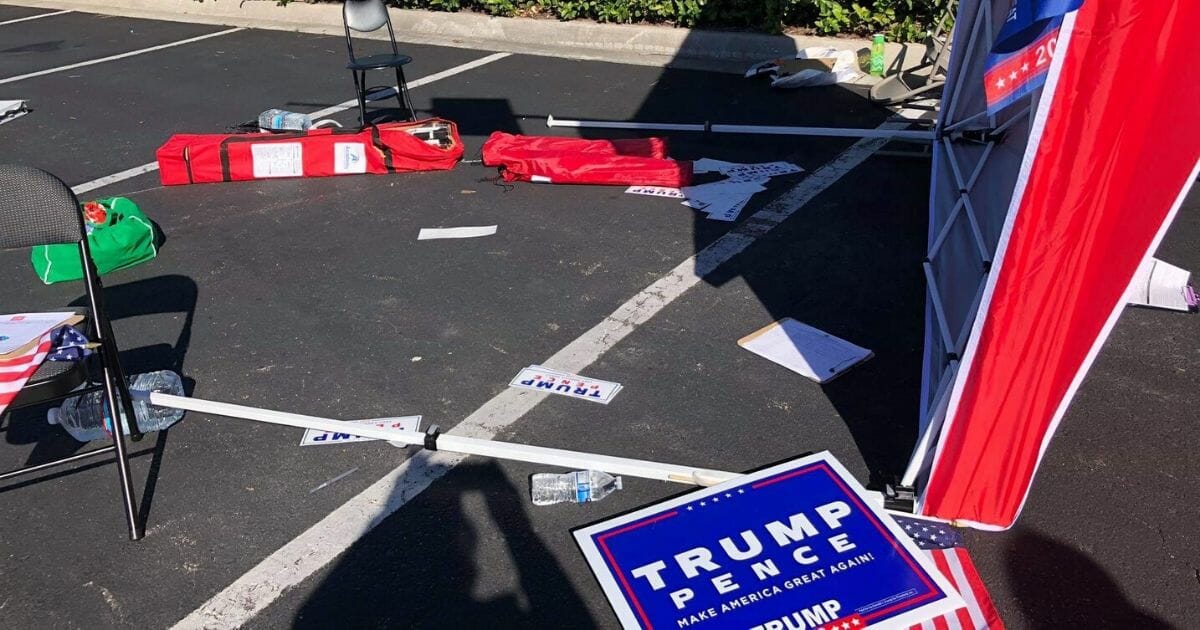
[744,47,862,88]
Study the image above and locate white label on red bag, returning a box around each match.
[334,142,367,174]
[252,142,303,178]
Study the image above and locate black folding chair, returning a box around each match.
[0,164,145,541]
[343,0,416,126]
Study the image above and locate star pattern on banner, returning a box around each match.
[682,487,748,512]
[814,614,864,630]
[994,58,1036,89]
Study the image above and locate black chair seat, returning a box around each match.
[346,53,412,71]
[11,359,89,409]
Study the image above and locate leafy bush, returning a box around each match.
[273,0,944,41]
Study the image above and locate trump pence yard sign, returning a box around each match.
[574,452,963,629]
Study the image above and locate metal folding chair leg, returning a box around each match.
[99,365,144,541]
[394,66,415,121]
[82,248,144,540]
[353,69,369,127]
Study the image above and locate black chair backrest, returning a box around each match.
[0,164,84,251]
[343,0,399,58]
[344,0,388,32]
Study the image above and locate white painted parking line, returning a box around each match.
[0,27,243,85]
[68,52,512,196]
[170,113,920,630]
[72,162,160,196]
[0,9,70,26]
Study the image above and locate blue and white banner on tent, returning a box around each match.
[983,0,1083,114]
[574,452,964,629]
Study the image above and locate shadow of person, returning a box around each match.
[293,460,596,629]
[1004,528,1172,628]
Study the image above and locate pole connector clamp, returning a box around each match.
[424,424,442,451]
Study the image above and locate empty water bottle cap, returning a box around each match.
[47,408,61,425]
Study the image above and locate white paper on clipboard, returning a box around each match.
[738,318,872,383]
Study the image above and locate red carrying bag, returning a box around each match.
[481,132,692,187]
[156,119,463,185]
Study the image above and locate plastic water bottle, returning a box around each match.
[257,108,311,132]
[530,470,623,505]
[47,370,186,443]
[870,34,886,76]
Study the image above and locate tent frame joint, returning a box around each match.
[883,483,917,513]
[942,128,1006,145]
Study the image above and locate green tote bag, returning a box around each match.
[30,197,159,284]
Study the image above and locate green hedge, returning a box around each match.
[285,0,941,41]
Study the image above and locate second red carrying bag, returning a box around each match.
[481,132,692,187]
[157,119,463,185]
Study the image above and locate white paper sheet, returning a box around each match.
[680,180,766,207]
[704,195,754,222]
[1126,257,1193,312]
[723,161,804,181]
[738,318,873,383]
[299,416,422,447]
[417,225,498,240]
[692,158,743,174]
[0,312,77,356]
[0,100,28,126]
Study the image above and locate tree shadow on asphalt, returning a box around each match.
[0,274,198,526]
[292,460,596,629]
[1003,528,1172,628]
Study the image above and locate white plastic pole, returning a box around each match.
[148,393,739,487]
[546,114,936,142]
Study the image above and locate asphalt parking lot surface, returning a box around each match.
[1,5,1197,629]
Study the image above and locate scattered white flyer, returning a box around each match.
[692,158,743,174]
[625,185,686,199]
[738,318,873,384]
[1126,257,1194,312]
[635,158,804,222]
[417,225,498,240]
[723,161,804,181]
[705,195,754,222]
[300,416,422,447]
[509,365,622,404]
[0,100,29,126]
[251,142,304,178]
[680,180,766,209]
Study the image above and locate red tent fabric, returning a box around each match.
[481,132,692,186]
[921,0,1200,528]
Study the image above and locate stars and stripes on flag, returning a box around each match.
[893,515,1005,630]
[0,332,54,417]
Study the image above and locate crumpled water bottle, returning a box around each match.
[257,108,311,132]
[48,370,186,442]
[530,470,623,505]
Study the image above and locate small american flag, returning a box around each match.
[0,332,53,417]
[894,515,1005,630]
